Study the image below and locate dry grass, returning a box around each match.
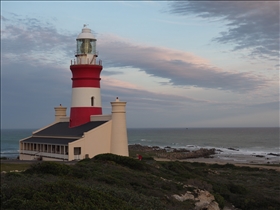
[1,163,32,172]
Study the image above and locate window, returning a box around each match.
[74,147,81,155]
[91,96,94,106]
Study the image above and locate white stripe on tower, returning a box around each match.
[71,88,102,107]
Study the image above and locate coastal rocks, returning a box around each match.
[161,148,216,160]
[227,148,239,151]
[129,144,216,160]
[172,188,220,210]
[129,144,155,152]
[267,153,280,156]
[184,148,216,159]
[255,155,265,158]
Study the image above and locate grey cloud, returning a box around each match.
[1,14,271,95]
[100,39,269,92]
[168,1,279,59]
[100,82,279,128]
[1,15,75,57]
[102,70,124,76]
[1,15,8,21]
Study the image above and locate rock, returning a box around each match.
[267,153,280,156]
[173,188,220,210]
[173,148,190,153]
[129,144,156,152]
[172,192,195,202]
[129,144,216,160]
[255,155,264,158]
[208,201,220,210]
[195,190,216,209]
[228,148,239,151]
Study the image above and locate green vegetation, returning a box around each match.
[1,154,280,210]
[1,163,32,172]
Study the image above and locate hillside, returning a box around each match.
[1,154,280,210]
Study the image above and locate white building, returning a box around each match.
[19,26,129,161]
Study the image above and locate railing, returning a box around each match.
[20,150,68,160]
[71,58,102,65]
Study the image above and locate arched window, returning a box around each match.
[91,96,94,106]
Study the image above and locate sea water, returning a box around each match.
[1,127,279,159]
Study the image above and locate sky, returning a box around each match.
[1,1,279,129]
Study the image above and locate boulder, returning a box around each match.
[172,192,195,202]
[195,190,219,210]
[172,189,220,210]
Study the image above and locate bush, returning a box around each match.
[24,161,70,176]
[93,153,145,170]
[228,183,247,195]
[210,163,236,169]
[214,193,225,209]
[1,180,136,210]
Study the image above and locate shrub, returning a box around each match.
[93,153,145,170]
[214,193,225,209]
[24,161,70,176]
[160,161,187,174]
[228,183,247,195]
[1,180,136,210]
[210,163,236,169]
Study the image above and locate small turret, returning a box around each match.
[110,97,129,156]
[54,104,67,122]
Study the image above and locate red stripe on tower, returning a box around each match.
[69,25,103,128]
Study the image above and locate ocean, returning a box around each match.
[1,127,279,161]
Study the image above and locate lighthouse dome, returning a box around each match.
[77,26,96,40]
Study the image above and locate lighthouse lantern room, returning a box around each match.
[70,25,103,127]
[75,24,98,65]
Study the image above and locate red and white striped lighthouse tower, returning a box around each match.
[69,25,103,127]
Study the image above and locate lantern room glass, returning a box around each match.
[76,39,96,55]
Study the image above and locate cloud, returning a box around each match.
[100,81,279,128]
[1,15,75,62]
[99,34,270,92]
[101,76,256,110]
[168,1,279,59]
[1,14,271,94]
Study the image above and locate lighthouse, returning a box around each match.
[69,25,103,127]
[19,25,129,161]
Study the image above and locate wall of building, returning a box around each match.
[90,114,112,121]
[68,120,112,161]
[42,157,64,161]
[19,154,36,161]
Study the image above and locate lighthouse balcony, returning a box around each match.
[71,58,102,66]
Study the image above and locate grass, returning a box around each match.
[1,163,32,172]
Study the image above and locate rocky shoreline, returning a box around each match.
[129,144,280,170]
[129,144,216,160]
